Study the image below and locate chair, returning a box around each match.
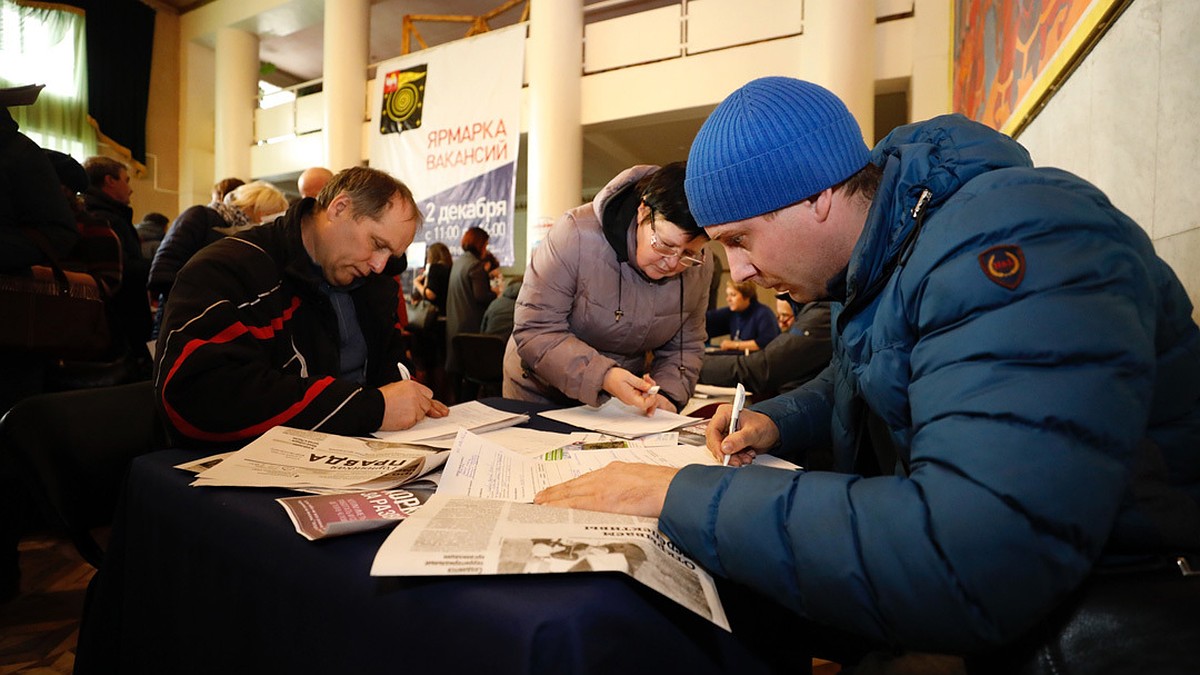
[0,379,167,567]
[452,332,506,399]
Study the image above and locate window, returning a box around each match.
[0,0,96,157]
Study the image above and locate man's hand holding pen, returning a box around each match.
[706,406,779,467]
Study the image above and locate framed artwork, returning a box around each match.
[953,0,1129,135]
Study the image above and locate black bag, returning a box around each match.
[966,556,1200,675]
[407,299,440,333]
[0,247,111,361]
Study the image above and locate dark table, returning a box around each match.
[75,399,809,674]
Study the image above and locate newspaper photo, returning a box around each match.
[371,494,730,630]
[190,426,447,492]
[278,482,436,540]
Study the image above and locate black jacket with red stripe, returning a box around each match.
[153,198,405,449]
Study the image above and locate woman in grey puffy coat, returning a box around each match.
[503,163,712,413]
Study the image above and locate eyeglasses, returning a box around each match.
[648,216,705,267]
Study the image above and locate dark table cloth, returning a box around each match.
[74,399,812,674]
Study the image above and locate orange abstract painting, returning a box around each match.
[953,0,1120,134]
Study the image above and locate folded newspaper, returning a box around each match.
[190,426,448,492]
[277,482,436,540]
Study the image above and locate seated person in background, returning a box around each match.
[0,85,78,272]
[148,180,289,337]
[480,278,522,341]
[699,295,831,399]
[211,176,244,206]
[297,166,333,200]
[155,167,449,448]
[136,212,168,260]
[705,279,780,352]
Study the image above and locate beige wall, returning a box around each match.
[128,10,182,225]
[1018,0,1200,322]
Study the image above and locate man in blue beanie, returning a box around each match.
[537,77,1200,669]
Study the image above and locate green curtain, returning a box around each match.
[0,0,97,159]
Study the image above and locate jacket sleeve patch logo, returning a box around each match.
[979,245,1025,290]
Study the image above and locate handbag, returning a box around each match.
[407,298,440,333]
[0,228,111,360]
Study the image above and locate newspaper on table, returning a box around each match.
[277,481,437,540]
[435,428,735,502]
[538,398,697,438]
[190,426,447,492]
[372,400,528,444]
[371,493,730,630]
[371,430,802,629]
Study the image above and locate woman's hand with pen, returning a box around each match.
[706,407,779,467]
[602,368,666,415]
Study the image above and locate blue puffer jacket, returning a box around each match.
[660,115,1200,652]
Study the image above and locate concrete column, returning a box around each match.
[802,0,875,143]
[526,0,583,248]
[214,27,258,183]
[323,0,370,172]
[911,0,953,121]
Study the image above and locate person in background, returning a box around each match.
[297,166,333,200]
[445,226,496,401]
[412,241,452,313]
[0,85,77,273]
[155,166,448,448]
[534,77,1200,669]
[211,177,244,206]
[479,277,522,341]
[705,279,780,353]
[409,241,453,399]
[503,162,711,414]
[148,181,289,337]
[83,156,152,370]
[136,212,168,260]
[699,295,831,401]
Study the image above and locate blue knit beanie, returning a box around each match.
[685,77,870,227]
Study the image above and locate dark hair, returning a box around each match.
[44,150,87,193]
[837,161,884,204]
[316,166,423,227]
[461,226,490,257]
[729,280,757,301]
[637,161,703,240]
[83,156,126,188]
[426,241,452,267]
[141,212,169,227]
[212,177,245,202]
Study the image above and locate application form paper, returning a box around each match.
[437,429,723,503]
[538,398,697,438]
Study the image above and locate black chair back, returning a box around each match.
[452,333,506,399]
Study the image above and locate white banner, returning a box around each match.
[369,24,525,267]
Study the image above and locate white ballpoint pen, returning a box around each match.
[725,383,746,466]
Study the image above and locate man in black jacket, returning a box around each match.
[83,156,153,365]
[155,167,448,448]
[699,296,831,399]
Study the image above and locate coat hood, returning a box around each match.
[594,165,659,268]
[848,114,1033,303]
